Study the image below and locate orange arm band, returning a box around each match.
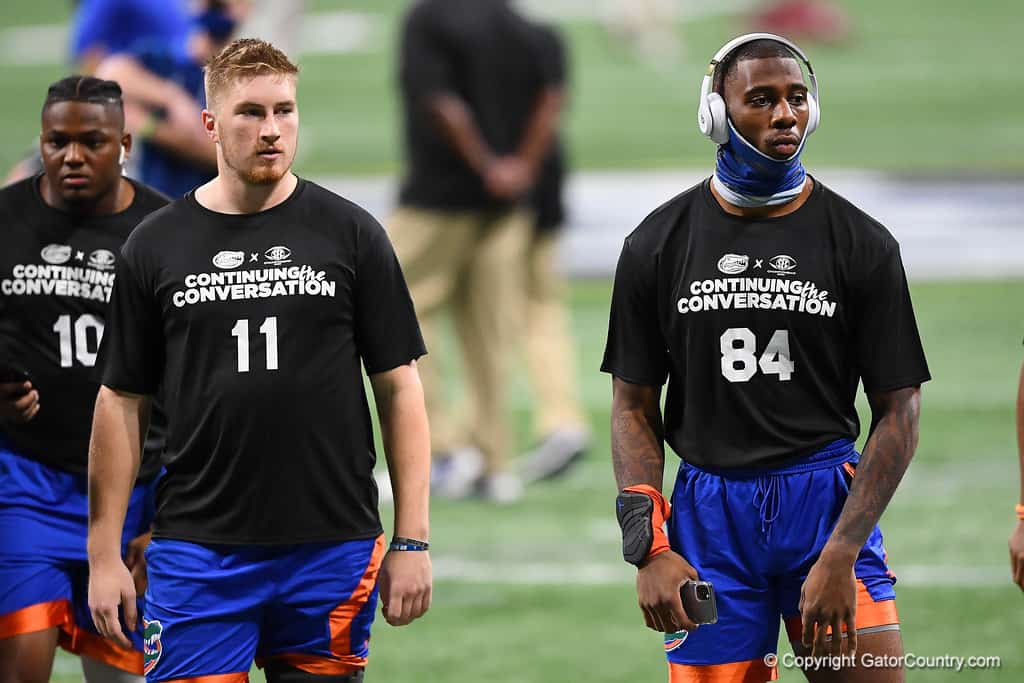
[622,484,672,562]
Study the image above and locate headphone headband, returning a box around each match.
[697,32,820,144]
[701,32,817,106]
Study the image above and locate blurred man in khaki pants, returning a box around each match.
[519,22,591,484]
[391,0,563,502]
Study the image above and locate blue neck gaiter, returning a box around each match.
[713,120,807,207]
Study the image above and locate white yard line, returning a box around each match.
[432,558,1010,587]
[0,12,377,66]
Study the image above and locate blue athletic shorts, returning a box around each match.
[0,445,157,672]
[142,534,385,681]
[664,439,899,682]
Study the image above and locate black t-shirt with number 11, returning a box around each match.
[601,178,930,470]
[99,177,426,544]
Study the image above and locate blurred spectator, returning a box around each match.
[389,0,564,503]
[71,0,192,75]
[518,22,591,484]
[749,0,852,44]
[94,0,248,197]
[5,0,194,186]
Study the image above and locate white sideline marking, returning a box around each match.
[432,558,1010,587]
[0,12,375,66]
[515,0,755,21]
[0,24,67,66]
[298,11,374,56]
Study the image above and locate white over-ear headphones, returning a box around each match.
[697,32,820,145]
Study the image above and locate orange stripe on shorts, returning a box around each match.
[669,658,779,682]
[260,534,385,676]
[785,579,899,642]
[0,599,70,640]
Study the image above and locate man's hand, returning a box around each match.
[1009,521,1024,591]
[124,531,152,596]
[636,550,699,633]
[0,381,39,423]
[484,156,533,200]
[800,547,858,658]
[88,557,137,650]
[378,550,432,627]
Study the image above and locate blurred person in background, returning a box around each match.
[0,76,167,683]
[4,0,193,186]
[518,21,591,484]
[1010,360,1024,591]
[390,0,564,503]
[71,0,191,76]
[604,34,928,681]
[749,0,852,44]
[94,0,249,198]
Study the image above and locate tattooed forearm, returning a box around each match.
[830,386,921,550]
[610,378,666,490]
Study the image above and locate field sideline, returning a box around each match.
[52,278,1023,682]
[1,0,1022,174]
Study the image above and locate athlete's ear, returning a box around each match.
[202,109,218,143]
[120,133,132,161]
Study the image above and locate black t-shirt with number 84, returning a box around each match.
[601,178,930,470]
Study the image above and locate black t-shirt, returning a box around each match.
[0,175,168,479]
[99,178,426,544]
[397,0,560,211]
[601,178,931,470]
[529,22,568,233]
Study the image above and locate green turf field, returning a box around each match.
[50,278,1024,682]
[1,0,1022,174]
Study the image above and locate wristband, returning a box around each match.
[390,536,429,551]
[616,485,671,567]
[1016,504,1024,521]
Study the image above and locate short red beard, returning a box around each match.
[241,164,287,185]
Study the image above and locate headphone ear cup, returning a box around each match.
[705,92,729,145]
[805,94,819,137]
[698,95,713,137]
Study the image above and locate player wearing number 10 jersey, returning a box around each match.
[0,76,168,680]
[603,35,930,682]
[88,39,431,683]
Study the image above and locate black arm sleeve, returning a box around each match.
[601,235,669,386]
[399,6,454,103]
[354,216,427,375]
[98,244,164,395]
[853,245,931,393]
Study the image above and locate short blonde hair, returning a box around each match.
[204,38,300,110]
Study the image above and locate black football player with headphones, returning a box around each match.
[604,34,929,682]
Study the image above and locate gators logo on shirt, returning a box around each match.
[664,630,689,652]
[143,618,164,674]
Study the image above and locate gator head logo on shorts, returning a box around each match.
[143,618,164,674]
[664,630,689,652]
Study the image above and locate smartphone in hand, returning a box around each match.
[680,580,718,625]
